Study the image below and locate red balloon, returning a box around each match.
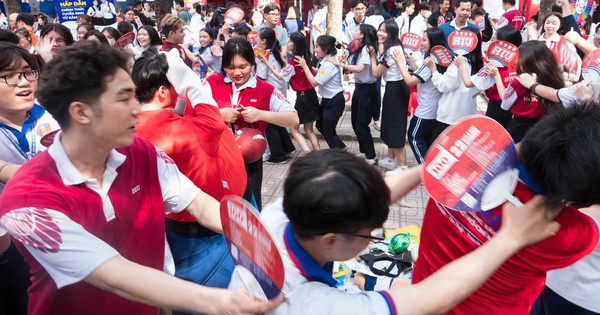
[234,128,267,164]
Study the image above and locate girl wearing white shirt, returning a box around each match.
[99,0,116,25]
[296,35,346,149]
[370,19,410,175]
[425,26,483,141]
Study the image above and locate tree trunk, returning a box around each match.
[153,0,171,29]
[326,0,343,42]
[538,0,556,28]
[4,0,21,16]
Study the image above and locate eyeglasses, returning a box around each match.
[0,70,39,86]
[343,232,385,241]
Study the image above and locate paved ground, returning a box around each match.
[262,82,489,230]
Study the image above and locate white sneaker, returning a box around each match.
[377,158,398,170]
[385,166,408,177]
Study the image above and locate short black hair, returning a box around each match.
[419,2,432,11]
[283,150,390,239]
[349,0,366,9]
[520,102,600,208]
[221,37,256,75]
[36,41,130,130]
[471,0,482,7]
[233,24,251,37]
[117,21,134,35]
[0,30,20,44]
[457,0,472,7]
[0,42,38,73]
[503,0,516,5]
[131,48,171,104]
[174,0,184,7]
[263,2,280,14]
[83,30,109,44]
[16,13,35,26]
[132,0,142,8]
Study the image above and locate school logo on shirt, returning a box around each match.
[131,184,141,194]
[36,123,53,137]
[319,69,326,76]
[1,208,62,253]
[155,148,175,164]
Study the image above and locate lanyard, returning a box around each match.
[0,124,36,161]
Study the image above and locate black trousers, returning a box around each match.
[0,242,30,315]
[243,159,263,211]
[531,285,599,315]
[352,83,377,159]
[316,92,346,149]
[264,124,295,162]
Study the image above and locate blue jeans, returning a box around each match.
[166,230,235,315]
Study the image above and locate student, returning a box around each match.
[132,49,247,315]
[0,42,59,315]
[295,35,346,150]
[461,25,522,128]
[0,41,282,314]
[425,26,483,140]
[343,0,368,46]
[410,2,433,38]
[412,102,600,314]
[393,27,446,163]
[536,12,581,82]
[256,27,296,164]
[329,24,379,164]
[495,0,524,30]
[500,41,564,142]
[196,27,222,74]
[369,20,410,175]
[286,32,321,154]
[262,149,561,315]
[395,0,415,36]
[161,14,196,68]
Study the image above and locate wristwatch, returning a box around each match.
[530,82,540,95]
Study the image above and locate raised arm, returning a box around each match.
[388,196,560,314]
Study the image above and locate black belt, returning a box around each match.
[165,218,219,238]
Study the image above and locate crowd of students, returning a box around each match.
[0,0,600,314]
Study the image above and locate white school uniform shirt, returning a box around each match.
[352,46,377,84]
[256,51,287,97]
[315,55,344,99]
[431,62,478,125]
[557,82,600,107]
[409,14,427,38]
[261,198,398,315]
[380,46,404,82]
[412,63,441,120]
[0,133,198,283]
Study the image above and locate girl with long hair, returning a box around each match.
[460,25,522,128]
[255,27,296,164]
[196,27,222,74]
[425,26,484,141]
[369,19,410,175]
[392,27,446,164]
[500,41,565,142]
[286,32,321,154]
[537,12,581,82]
[328,23,379,164]
[295,35,346,150]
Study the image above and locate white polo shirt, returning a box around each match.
[261,198,397,315]
[381,46,405,82]
[315,56,344,99]
[413,64,441,120]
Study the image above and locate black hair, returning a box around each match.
[472,7,485,17]
[102,26,122,41]
[16,13,35,26]
[288,32,311,64]
[36,41,130,130]
[316,35,342,57]
[461,26,484,75]
[132,48,171,104]
[198,27,214,54]
[221,37,256,75]
[424,27,448,74]
[138,25,162,47]
[118,21,134,35]
[418,2,432,11]
[263,2,280,14]
[520,102,600,208]
[0,30,20,44]
[367,4,382,16]
[379,19,400,57]
[233,25,251,37]
[14,28,32,43]
[77,23,95,34]
[132,0,142,8]
[350,23,377,65]
[0,42,39,72]
[174,0,184,7]
[471,0,482,7]
[495,25,522,47]
[283,150,391,240]
[349,0,366,9]
[542,12,564,35]
[40,24,75,46]
[502,0,516,5]
[83,30,109,44]
[456,0,472,7]
[259,27,285,68]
